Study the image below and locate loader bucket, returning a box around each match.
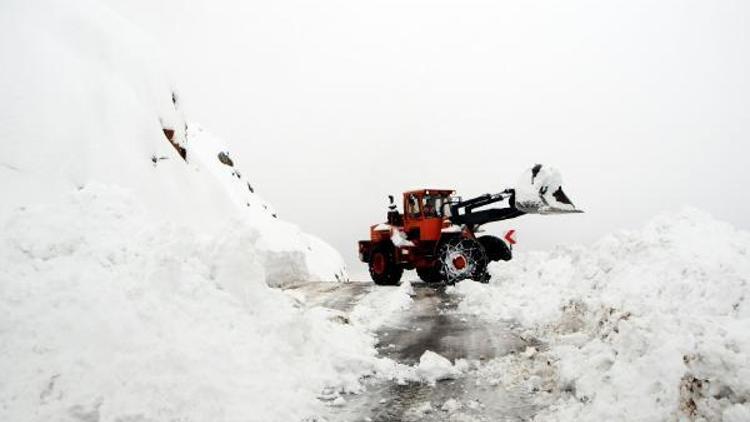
[514,164,583,214]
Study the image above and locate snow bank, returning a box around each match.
[0,1,357,420]
[0,186,375,421]
[450,209,750,420]
[185,125,348,285]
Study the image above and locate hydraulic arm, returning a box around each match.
[449,189,525,226]
[449,164,582,227]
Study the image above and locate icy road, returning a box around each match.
[286,281,545,421]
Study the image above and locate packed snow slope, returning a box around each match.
[0,187,377,421]
[0,0,346,286]
[0,1,366,421]
[451,209,750,421]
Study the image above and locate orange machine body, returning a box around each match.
[362,189,462,271]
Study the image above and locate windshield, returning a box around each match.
[424,194,450,218]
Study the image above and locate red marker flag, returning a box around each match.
[504,229,517,245]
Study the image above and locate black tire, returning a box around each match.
[416,265,442,284]
[437,238,488,285]
[368,244,403,286]
[475,271,491,284]
[478,235,512,262]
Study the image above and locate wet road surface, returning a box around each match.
[286,281,541,421]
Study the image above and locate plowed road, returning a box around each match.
[285,281,542,422]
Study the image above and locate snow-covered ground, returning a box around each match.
[449,209,750,421]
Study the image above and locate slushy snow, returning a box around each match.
[350,280,415,331]
[441,398,463,413]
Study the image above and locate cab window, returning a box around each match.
[424,195,438,217]
[408,195,422,218]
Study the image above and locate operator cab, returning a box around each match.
[403,189,454,220]
[401,189,455,242]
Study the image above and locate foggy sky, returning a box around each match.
[107,0,749,278]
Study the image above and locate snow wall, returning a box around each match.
[0,1,371,421]
[0,0,347,287]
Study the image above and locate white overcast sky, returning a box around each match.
[107,0,749,277]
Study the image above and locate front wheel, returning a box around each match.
[437,238,488,285]
[369,244,403,286]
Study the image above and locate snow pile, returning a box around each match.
[0,1,358,420]
[450,209,750,420]
[185,125,348,285]
[0,186,376,421]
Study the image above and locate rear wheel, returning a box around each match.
[437,238,488,285]
[369,244,403,286]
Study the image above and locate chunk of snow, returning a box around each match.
[391,230,415,247]
[441,225,463,233]
[441,398,462,413]
[416,351,461,384]
[405,402,433,418]
[465,399,482,410]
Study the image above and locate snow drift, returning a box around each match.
[451,209,750,421]
[0,0,346,286]
[0,0,359,420]
[0,187,376,421]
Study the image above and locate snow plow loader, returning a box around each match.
[358,164,583,285]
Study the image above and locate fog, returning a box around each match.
[107,0,749,277]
